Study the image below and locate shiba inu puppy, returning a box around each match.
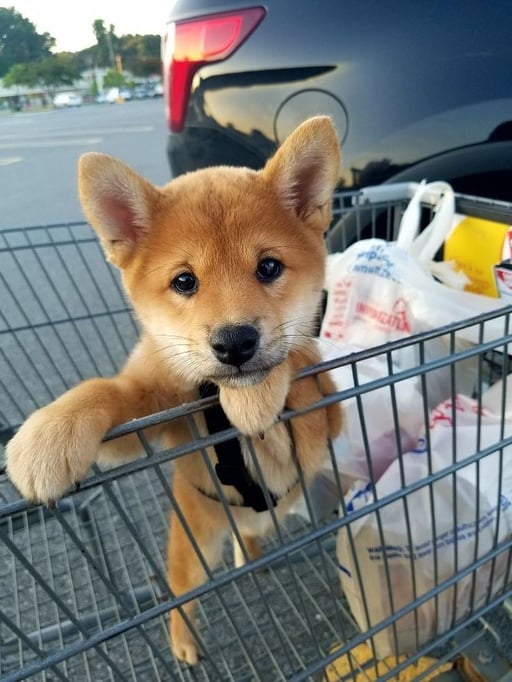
[6,116,342,665]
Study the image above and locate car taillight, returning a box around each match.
[163,7,266,133]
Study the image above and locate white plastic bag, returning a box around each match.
[290,341,425,522]
[320,234,508,408]
[320,342,425,484]
[322,181,509,349]
[322,237,508,348]
[337,386,512,658]
[396,181,457,272]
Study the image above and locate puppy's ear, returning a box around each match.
[262,116,340,231]
[78,153,161,266]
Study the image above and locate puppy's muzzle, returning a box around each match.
[210,324,260,367]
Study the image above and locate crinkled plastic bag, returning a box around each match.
[337,388,512,658]
[290,341,425,521]
[290,340,425,521]
[321,239,509,407]
[322,238,507,347]
[320,342,425,483]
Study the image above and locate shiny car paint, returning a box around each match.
[163,0,512,199]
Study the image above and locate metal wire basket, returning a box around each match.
[1,185,512,681]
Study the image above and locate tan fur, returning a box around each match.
[5,116,343,665]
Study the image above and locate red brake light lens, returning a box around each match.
[163,7,266,132]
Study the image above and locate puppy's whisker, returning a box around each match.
[151,338,192,347]
[273,317,318,334]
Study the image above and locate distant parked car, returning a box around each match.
[134,85,151,99]
[105,88,121,103]
[53,92,82,108]
[162,0,512,201]
[119,88,133,101]
[105,87,132,103]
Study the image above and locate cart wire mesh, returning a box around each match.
[1,189,512,681]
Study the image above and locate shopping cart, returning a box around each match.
[1,185,512,682]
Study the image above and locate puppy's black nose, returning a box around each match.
[211,325,260,367]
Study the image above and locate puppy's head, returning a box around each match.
[79,116,340,387]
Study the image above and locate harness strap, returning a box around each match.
[200,382,278,513]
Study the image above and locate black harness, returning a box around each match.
[199,382,282,512]
[196,296,328,511]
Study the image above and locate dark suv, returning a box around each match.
[162,0,512,199]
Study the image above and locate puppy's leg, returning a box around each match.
[233,534,262,569]
[6,374,162,503]
[285,365,343,478]
[168,472,227,665]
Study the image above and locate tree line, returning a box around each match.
[0,7,161,91]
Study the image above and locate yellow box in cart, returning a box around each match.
[444,215,511,298]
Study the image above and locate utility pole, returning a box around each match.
[106,26,115,69]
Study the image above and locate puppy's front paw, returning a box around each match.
[171,618,200,666]
[219,363,291,435]
[219,387,281,435]
[6,405,106,504]
[173,638,199,667]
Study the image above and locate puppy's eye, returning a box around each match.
[256,258,283,283]
[171,272,198,295]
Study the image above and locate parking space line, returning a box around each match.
[0,156,23,166]
[0,138,103,149]
[0,127,154,140]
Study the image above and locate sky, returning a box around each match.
[8,0,170,52]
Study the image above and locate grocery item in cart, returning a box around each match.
[322,180,509,349]
[321,236,509,413]
[444,215,512,298]
[337,380,512,658]
[318,341,425,485]
[290,341,425,521]
[495,259,512,300]
[398,179,512,298]
[322,237,507,349]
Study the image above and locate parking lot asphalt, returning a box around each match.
[0,99,170,230]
